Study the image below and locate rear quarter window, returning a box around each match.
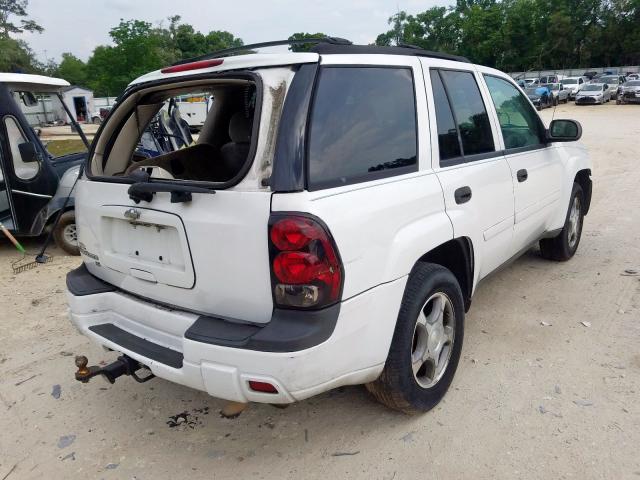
[307,66,418,190]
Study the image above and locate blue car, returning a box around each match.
[525,85,553,110]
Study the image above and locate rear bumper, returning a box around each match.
[67,266,407,404]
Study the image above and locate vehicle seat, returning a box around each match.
[170,105,194,145]
[220,112,252,177]
[124,143,228,181]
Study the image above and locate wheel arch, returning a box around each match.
[574,169,592,215]
[416,237,474,312]
[45,199,75,226]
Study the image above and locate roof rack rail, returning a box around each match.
[172,37,352,65]
[310,43,470,63]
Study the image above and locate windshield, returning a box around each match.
[14,90,90,158]
[625,80,640,86]
[582,84,603,92]
[600,76,618,84]
[546,84,560,91]
[563,79,577,84]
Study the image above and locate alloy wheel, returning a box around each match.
[411,292,455,389]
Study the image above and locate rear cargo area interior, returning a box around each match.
[94,78,258,182]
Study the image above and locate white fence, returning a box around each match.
[94,97,118,108]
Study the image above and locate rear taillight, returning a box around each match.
[269,214,343,309]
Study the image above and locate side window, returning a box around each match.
[307,67,417,190]
[429,69,495,164]
[439,70,495,157]
[430,70,461,160]
[483,75,545,150]
[4,117,39,180]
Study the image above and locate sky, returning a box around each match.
[17,0,446,63]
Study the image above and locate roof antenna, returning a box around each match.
[550,63,564,124]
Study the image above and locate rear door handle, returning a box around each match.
[454,186,472,204]
[517,169,528,182]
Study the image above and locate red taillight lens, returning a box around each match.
[270,217,324,250]
[248,381,278,394]
[160,58,224,74]
[269,215,343,309]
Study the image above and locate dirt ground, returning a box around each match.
[1,103,639,479]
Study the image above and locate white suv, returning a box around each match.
[67,40,592,414]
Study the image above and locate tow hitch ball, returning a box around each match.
[74,355,155,384]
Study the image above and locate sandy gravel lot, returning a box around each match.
[1,103,639,479]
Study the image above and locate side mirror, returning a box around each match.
[18,141,41,163]
[20,91,39,107]
[547,119,582,142]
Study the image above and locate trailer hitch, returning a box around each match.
[74,355,155,384]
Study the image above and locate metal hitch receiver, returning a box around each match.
[74,355,155,384]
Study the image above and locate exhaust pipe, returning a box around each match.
[74,355,155,384]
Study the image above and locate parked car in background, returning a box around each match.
[598,75,625,98]
[539,74,564,84]
[525,85,552,109]
[91,106,113,124]
[617,80,640,104]
[583,71,598,80]
[626,73,639,81]
[523,77,540,87]
[575,83,611,104]
[544,82,569,104]
[562,76,587,99]
[65,40,591,415]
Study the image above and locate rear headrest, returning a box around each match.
[228,112,252,144]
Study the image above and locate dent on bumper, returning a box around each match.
[67,277,407,404]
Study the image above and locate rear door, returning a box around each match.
[481,73,563,252]
[77,67,299,324]
[422,61,515,282]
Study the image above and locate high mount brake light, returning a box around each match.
[269,215,343,309]
[160,58,224,74]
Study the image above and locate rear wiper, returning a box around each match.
[128,171,215,203]
[128,182,215,203]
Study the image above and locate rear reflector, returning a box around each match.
[248,381,278,394]
[161,58,224,74]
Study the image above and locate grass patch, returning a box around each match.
[45,139,87,157]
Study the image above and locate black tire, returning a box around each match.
[53,211,80,256]
[539,183,584,261]
[366,263,465,414]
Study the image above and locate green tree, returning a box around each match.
[83,17,245,96]
[165,15,243,59]
[55,53,87,86]
[375,12,408,46]
[0,0,43,38]
[0,36,36,72]
[374,0,639,71]
[86,19,176,96]
[288,32,327,52]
